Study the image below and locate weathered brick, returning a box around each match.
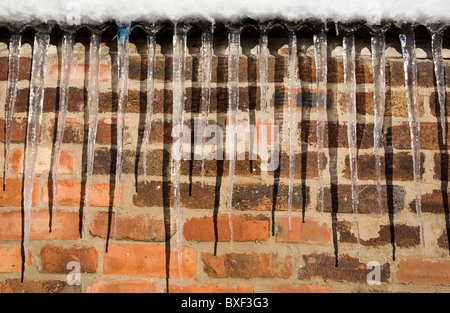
[40,245,98,274]
[86,279,156,293]
[430,92,450,117]
[392,123,444,150]
[8,148,77,175]
[409,190,449,214]
[0,179,38,207]
[269,284,331,293]
[201,252,292,279]
[272,152,326,180]
[321,185,405,214]
[50,63,109,81]
[103,245,196,278]
[298,253,390,283]
[41,180,121,207]
[0,246,24,273]
[396,258,450,286]
[0,279,80,293]
[167,284,254,293]
[89,211,171,242]
[0,118,28,142]
[0,57,32,81]
[183,215,270,242]
[338,221,420,247]
[276,217,331,244]
[434,152,450,181]
[0,210,79,241]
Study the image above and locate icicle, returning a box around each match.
[287,28,298,231]
[142,25,157,184]
[259,24,269,167]
[83,30,102,236]
[200,25,214,188]
[51,30,74,220]
[313,25,328,214]
[400,26,425,253]
[3,32,22,189]
[431,29,447,145]
[371,31,386,215]
[23,29,50,277]
[226,24,240,250]
[172,23,188,288]
[113,24,131,241]
[343,30,361,261]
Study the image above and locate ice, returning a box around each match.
[431,28,446,145]
[313,25,327,214]
[400,26,425,253]
[23,30,50,277]
[226,24,240,249]
[3,32,22,189]
[371,32,386,214]
[172,23,188,287]
[142,25,157,184]
[200,25,214,187]
[287,29,298,231]
[83,30,102,236]
[343,30,361,261]
[51,31,74,220]
[113,24,131,241]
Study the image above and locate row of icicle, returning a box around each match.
[2,22,446,282]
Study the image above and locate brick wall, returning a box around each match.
[0,23,449,293]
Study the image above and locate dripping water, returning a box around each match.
[400,26,425,253]
[343,30,361,261]
[22,30,50,279]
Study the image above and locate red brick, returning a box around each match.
[0,57,32,81]
[86,279,156,293]
[0,210,79,241]
[0,118,28,142]
[276,217,331,244]
[409,190,448,214]
[201,252,292,279]
[396,258,450,286]
[168,284,254,293]
[0,279,80,293]
[41,180,122,207]
[0,179,38,207]
[103,245,196,278]
[40,245,98,273]
[269,284,331,293]
[274,152,327,180]
[298,253,390,283]
[0,246,24,273]
[8,148,77,175]
[50,63,109,81]
[183,215,269,242]
[89,211,171,242]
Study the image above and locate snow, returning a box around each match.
[0,0,449,25]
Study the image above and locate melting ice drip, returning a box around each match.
[287,30,298,231]
[259,24,270,172]
[113,25,131,241]
[51,31,75,220]
[3,32,21,189]
[343,30,361,261]
[226,25,241,250]
[400,26,425,253]
[142,25,157,184]
[83,31,102,236]
[371,31,386,215]
[200,26,214,187]
[22,30,50,277]
[172,23,188,287]
[313,26,327,214]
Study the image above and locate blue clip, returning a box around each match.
[114,24,131,44]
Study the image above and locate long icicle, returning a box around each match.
[172,23,188,288]
[226,24,240,250]
[142,25,157,184]
[343,30,361,261]
[51,30,74,221]
[259,24,269,169]
[23,29,50,279]
[371,32,386,215]
[431,29,447,145]
[4,32,22,189]
[400,26,425,253]
[313,26,328,214]
[200,26,214,188]
[287,29,298,231]
[83,30,102,236]
[113,24,131,241]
